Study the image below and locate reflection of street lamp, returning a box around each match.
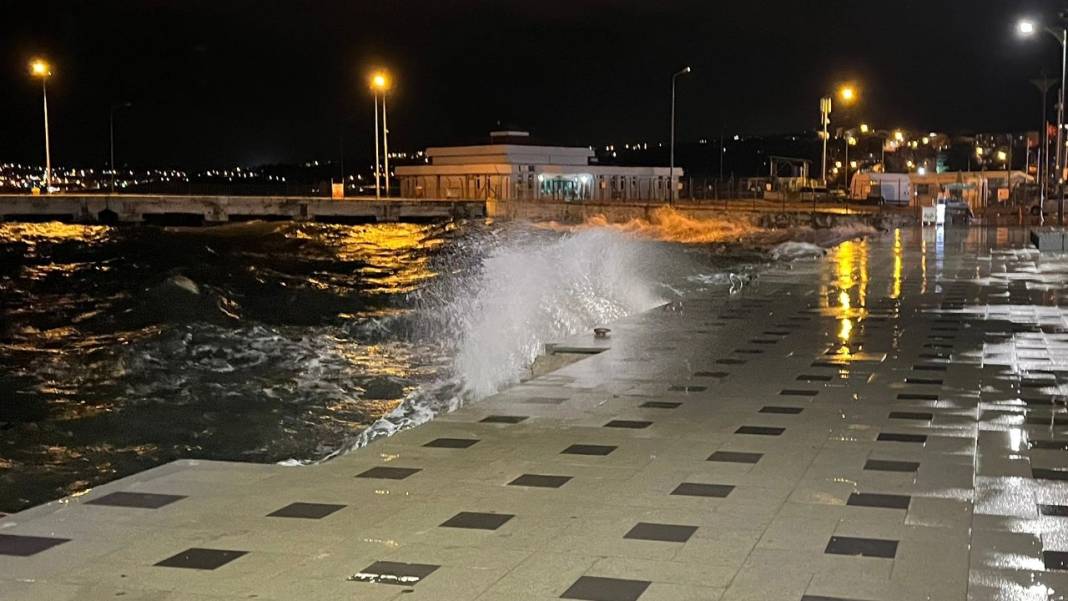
[669,66,691,203]
[30,59,52,191]
[370,70,392,199]
[1019,16,1067,223]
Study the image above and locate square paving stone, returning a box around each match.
[1033,468,1068,481]
[781,389,819,397]
[736,426,785,436]
[351,561,439,585]
[1025,416,1068,426]
[846,493,911,510]
[356,466,421,480]
[624,522,698,543]
[604,420,652,429]
[877,433,927,443]
[671,482,734,498]
[824,536,898,559]
[669,385,706,392]
[1044,551,1068,571]
[155,548,248,570]
[509,474,572,488]
[561,575,651,601]
[889,411,934,421]
[1039,504,1068,517]
[708,451,763,463]
[440,511,514,530]
[86,491,186,509]
[864,459,920,472]
[640,401,681,409]
[480,415,529,424]
[562,444,617,456]
[267,502,346,519]
[760,406,804,415]
[0,534,70,557]
[897,393,939,401]
[1030,440,1068,450]
[423,438,479,449]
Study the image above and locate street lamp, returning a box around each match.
[30,59,52,192]
[1019,15,1068,223]
[669,66,691,203]
[820,84,858,187]
[370,70,392,199]
[109,102,132,194]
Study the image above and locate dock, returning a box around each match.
[0,194,487,225]
[3,227,1068,600]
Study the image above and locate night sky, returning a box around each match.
[2,0,1066,169]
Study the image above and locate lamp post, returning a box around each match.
[1032,75,1056,225]
[1019,16,1068,224]
[370,71,391,200]
[109,102,132,194]
[669,66,691,203]
[821,85,856,187]
[30,59,52,192]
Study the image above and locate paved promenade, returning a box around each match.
[4,227,1068,600]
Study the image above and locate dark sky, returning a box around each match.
[2,0,1066,169]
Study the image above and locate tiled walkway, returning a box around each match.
[4,227,1068,600]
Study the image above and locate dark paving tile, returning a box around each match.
[562,444,617,456]
[1044,551,1068,571]
[524,397,568,404]
[717,358,747,365]
[897,393,939,401]
[1029,440,1068,451]
[351,561,439,585]
[760,406,804,415]
[708,451,763,464]
[864,459,920,472]
[693,371,729,378]
[640,401,681,409]
[877,433,928,444]
[924,343,954,349]
[480,415,529,424]
[0,534,70,557]
[423,438,479,449]
[440,511,514,530]
[1033,468,1068,481]
[846,493,911,510]
[781,389,819,397]
[904,378,943,385]
[749,339,779,345]
[763,330,791,336]
[509,474,572,488]
[1026,416,1068,426]
[811,361,847,368]
[913,364,948,372]
[669,385,706,392]
[736,349,765,354]
[919,353,951,359]
[797,374,833,382]
[889,411,934,421]
[561,575,651,601]
[1039,504,1068,517]
[736,426,785,436]
[267,502,346,519]
[824,536,898,559]
[86,491,186,509]
[155,548,248,570]
[671,482,734,498]
[604,420,652,429]
[802,597,872,601]
[623,522,698,543]
[356,466,421,480]
[1022,396,1056,407]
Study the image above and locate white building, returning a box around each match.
[396,131,680,202]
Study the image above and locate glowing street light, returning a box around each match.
[1018,14,1068,223]
[369,69,393,199]
[859,123,870,134]
[839,86,856,103]
[30,59,52,191]
[669,66,692,203]
[1019,20,1037,35]
[820,84,859,186]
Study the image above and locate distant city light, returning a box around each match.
[859,123,870,133]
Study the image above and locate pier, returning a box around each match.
[4,227,1068,599]
[0,194,487,225]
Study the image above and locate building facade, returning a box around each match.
[396,132,680,202]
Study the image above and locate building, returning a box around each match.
[396,131,681,202]
[850,170,1033,210]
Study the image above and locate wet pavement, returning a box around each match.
[4,226,1068,600]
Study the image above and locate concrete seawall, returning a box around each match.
[0,194,486,225]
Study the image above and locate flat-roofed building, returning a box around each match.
[396,131,680,202]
